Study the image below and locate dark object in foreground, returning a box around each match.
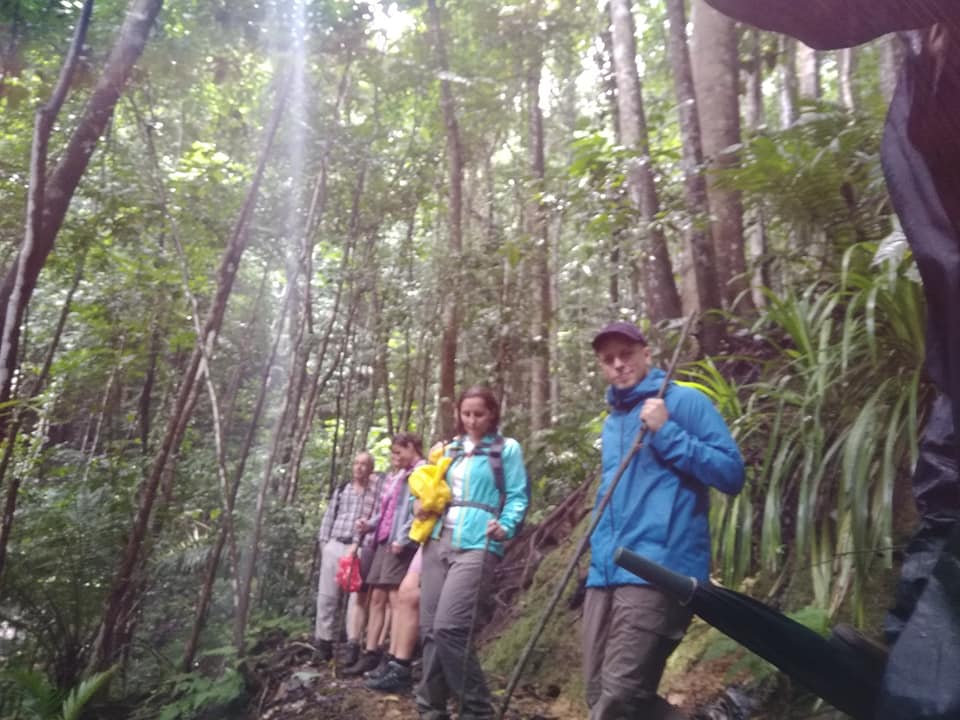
[613,547,881,719]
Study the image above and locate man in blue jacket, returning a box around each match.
[584,321,745,720]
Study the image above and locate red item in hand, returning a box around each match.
[335,553,362,592]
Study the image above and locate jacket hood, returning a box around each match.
[606,367,668,411]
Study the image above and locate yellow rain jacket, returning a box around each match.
[407,448,452,544]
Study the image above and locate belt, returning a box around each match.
[335,536,354,544]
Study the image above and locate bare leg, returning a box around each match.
[387,588,401,656]
[379,597,392,649]
[393,568,420,661]
[347,590,368,643]
[365,587,389,651]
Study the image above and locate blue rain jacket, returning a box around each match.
[588,367,745,587]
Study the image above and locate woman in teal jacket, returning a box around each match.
[416,385,529,720]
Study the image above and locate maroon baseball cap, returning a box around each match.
[592,321,648,350]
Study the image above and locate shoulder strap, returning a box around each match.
[445,435,508,513]
[332,482,347,519]
[488,435,506,512]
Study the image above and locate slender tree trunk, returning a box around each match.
[328,371,344,498]
[137,321,161,454]
[285,257,352,504]
[664,0,723,352]
[778,36,799,128]
[742,28,770,308]
[395,211,418,432]
[234,290,305,653]
[879,34,905,103]
[743,29,765,130]
[88,76,289,672]
[0,0,163,430]
[608,0,682,322]
[80,338,125,484]
[796,42,821,101]
[526,51,551,434]
[220,261,272,439]
[427,0,463,439]
[0,252,85,585]
[691,0,753,313]
[178,277,295,671]
[838,47,859,111]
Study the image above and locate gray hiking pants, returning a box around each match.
[314,538,361,643]
[416,531,499,720]
[582,585,692,720]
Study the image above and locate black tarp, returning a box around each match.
[699,3,960,718]
[614,548,881,718]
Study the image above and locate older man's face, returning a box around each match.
[352,453,373,482]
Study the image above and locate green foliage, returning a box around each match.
[0,665,116,720]
[60,667,117,720]
[686,237,927,620]
[523,406,603,520]
[135,667,246,720]
[721,102,888,287]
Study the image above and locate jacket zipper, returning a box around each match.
[455,454,470,547]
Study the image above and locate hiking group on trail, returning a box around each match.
[311,323,745,720]
[306,1,960,715]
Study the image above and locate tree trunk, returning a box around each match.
[838,47,859,111]
[527,51,551,434]
[427,0,463,439]
[180,280,293,671]
[0,0,163,430]
[796,42,821,101]
[691,0,753,313]
[0,252,85,585]
[741,28,769,308]
[234,298,303,653]
[879,34,905,103]
[608,0,682,323]
[88,76,289,672]
[664,0,724,352]
[220,261,272,439]
[742,28,765,130]
[427,0,463,438]
[778,36,799,127]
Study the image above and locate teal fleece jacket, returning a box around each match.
[433,433,530,557]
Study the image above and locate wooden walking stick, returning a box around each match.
[496,314,697,720]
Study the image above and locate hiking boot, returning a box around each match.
[313,639,333,662]
[341,649,381,677]
[366,660,413,693]
[339,640,361,667]
[365,653,393,680]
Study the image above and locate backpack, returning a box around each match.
[447,434,530,535]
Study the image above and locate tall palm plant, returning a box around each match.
[683,235,927,621]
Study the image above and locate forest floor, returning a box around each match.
[243,634,578,720]
[241,626,751,720]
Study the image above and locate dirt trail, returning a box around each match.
[244,637,586,720]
